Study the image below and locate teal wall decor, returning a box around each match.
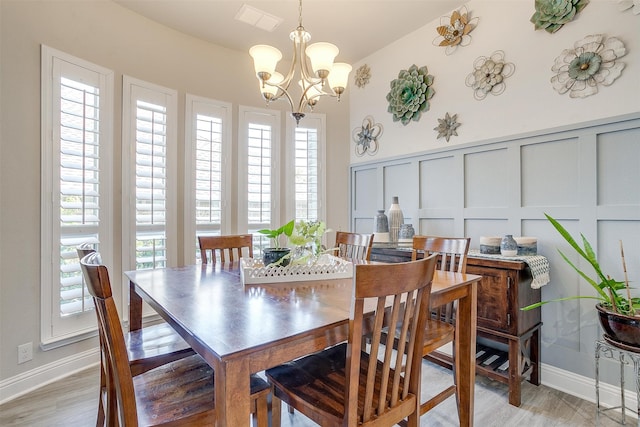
[551,34,626,98]
[386,64,435,126]
[531,0,589,34]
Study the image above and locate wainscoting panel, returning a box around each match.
[349,113,640,390]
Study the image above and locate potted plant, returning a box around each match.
[257,220,294,266]
[288,220,328,264]
[522,213,640,348]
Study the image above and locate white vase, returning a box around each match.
[387,196,404,243]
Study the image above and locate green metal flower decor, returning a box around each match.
[433,6,479,55]
[551,34,626,98]
[354,64,371,88]
[531,0,589,34]
[386,64,435,126]
[434,113,461,142]
[465,51,515,101]
[352,116,382,156]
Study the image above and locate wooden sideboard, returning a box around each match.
[371,246,542,407]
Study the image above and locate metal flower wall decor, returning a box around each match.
[434,113,461,142]
[465,51,515,100]
[531,0,589,34]
[352,116,383,156]
[433,6,479,55]
[386,64,435,126]
[354,64,371,88]
[618,0,640,14]
[551,34,627,98]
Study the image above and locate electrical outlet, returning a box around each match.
[18,342,33,364]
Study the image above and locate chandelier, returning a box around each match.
[249,0,352,124]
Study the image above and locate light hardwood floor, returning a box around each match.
[0,360,628,426]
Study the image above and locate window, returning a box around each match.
[286,114,326,223]
[40,46,113,346]
[238,107,280,254]
[184,95,232,263]
[122,76,177,279]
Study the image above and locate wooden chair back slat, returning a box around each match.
[198,234,253,264]
[334,231,373,261]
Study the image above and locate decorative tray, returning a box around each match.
[240,254,353,284]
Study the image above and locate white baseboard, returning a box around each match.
[0,348,99,405]
[541,363,638,419]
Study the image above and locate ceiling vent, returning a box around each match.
[234,4,282,32]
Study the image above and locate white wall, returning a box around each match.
[0,0,350,395]
[349,1,639,162]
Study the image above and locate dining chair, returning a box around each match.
[198,234,253,264]
[77,244,196,426]
[411,235,471,420]
[333,231,373,261]
[266,254,439,427]
[79,252,270,426]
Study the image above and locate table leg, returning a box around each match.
[214,358,251,427]
[129,280,142,331]
[455,280,477,427]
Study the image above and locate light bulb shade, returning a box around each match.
[261,72,284,99]
[305,42,338,78]
[299,80,323,105]
[249,45,282,80]
[328,62,352,93]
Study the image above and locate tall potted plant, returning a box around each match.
[258,220,294,266]
[522,214,640,348]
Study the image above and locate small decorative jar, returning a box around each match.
[398,224,415,243]
[388,196,404,243]
[500,234,518,257]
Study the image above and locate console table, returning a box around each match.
[371,245,543,406]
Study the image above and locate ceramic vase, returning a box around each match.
[500,234,518,257]
[373,209,390,243]
[398,223,415,242]
[388,196,404,243]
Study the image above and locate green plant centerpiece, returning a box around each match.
[523,214,639,348]
[258,220,294,266]
[288,220,328,264]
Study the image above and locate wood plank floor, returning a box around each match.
[0,360,628,426]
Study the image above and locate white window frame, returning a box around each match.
[285,113,326,224]
[40,45,114,347]
[184,94,232,264]
[237,106,281,249]
[121,76,177,316]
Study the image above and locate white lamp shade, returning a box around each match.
[328,63,352,90]
[305,42,338,76]
[249,45,282,78]
[299,80,323,103]
[263,72,284,97]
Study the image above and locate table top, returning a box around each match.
[125,263,480,362]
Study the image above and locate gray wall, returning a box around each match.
[351,113,640,390]
[0,0,350,391]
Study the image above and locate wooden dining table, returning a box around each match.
[126,262,480,427]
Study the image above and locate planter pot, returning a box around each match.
[597,303,640,350]
[262,248,291,267]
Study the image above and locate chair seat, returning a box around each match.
[267,343,413,427]
[423,319,454,353]
[126,323,195,376]
[135,354,270,426]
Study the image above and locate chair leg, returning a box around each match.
[253,393,269,427]
[271,395,282,427]
[96,366,105,426]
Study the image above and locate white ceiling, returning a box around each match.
[114,0,463,64]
